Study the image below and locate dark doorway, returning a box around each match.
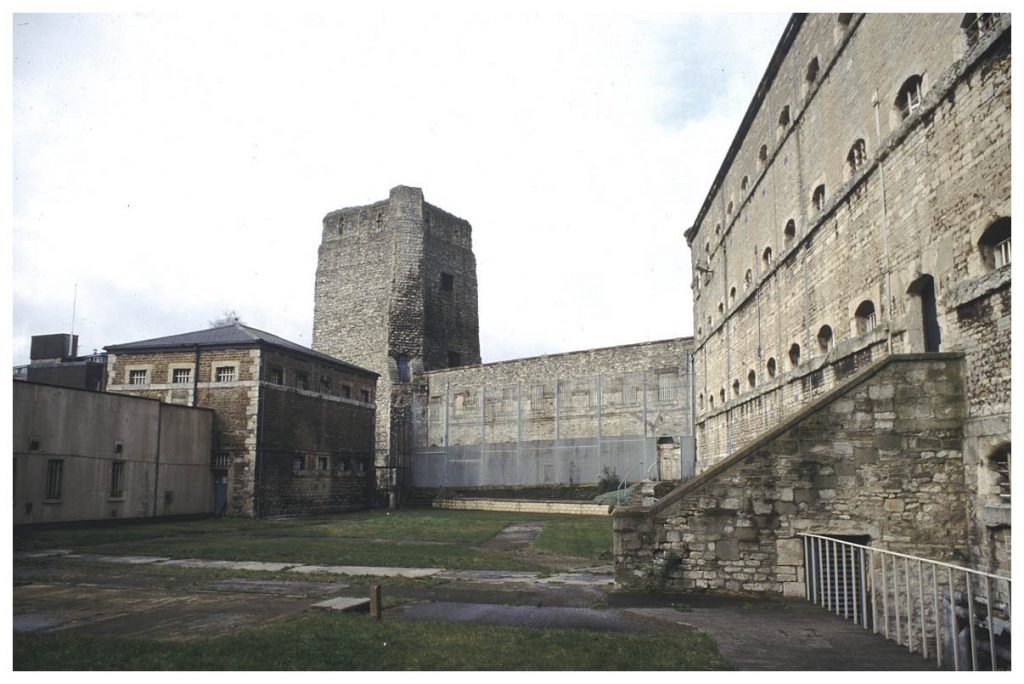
[908,274,941,352]
[213,470,228,516]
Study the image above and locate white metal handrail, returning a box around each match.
[799,533,1011,671]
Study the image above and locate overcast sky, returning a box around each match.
[11,5,791,365]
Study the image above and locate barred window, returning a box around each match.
[895,75,923,120]
[847,139,867,174]
[172,368,192,384]
[990,446,1010,503]
[213,452,232,469]
[657,373,675,402]
[215,366,236,383]
[341,384,351,399]
[268,366,284,385]
[962,13,1000,47]
[295,372,309,390]
[360,389,371,403]
[45,459,63,500]
[317,457,329,472]
[319,375,332,393]
[128,369,148,385]
[293,456,306,473]
[110,461,124,498]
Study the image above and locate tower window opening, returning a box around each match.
[817,325,834,353]
[847,139,867,175]
[895,75,923,120]
[962,13,1000,47]
[978,217,1011,270]
[854,300,877,335]
[789,343,801,367]
[812,184,827,212]
[784,219,796,244]
[767,357,777,378]
[441,272,454,292]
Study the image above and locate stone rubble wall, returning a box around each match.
[614,354,969,595]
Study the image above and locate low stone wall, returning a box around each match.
[613,354,970,595]
[435,498,611,516]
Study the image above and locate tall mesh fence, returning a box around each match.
[410,368,695,488]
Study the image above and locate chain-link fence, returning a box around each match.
[410,369,695,488]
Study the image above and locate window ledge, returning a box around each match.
[981,503,1011,528]
[948,266,1010,308]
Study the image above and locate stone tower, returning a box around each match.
[312,185,481,501]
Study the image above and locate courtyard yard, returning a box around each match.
[13,509,732,670]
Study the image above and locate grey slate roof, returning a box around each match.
[105,323,377,377]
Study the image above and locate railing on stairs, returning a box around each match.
[799,533,1011,671]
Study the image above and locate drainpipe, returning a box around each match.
[152,405,162,517]
[192,344,200,407]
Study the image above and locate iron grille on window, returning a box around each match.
[128,369,147,385]
[110,461,124,498]
[962,13,1000,47]
[215,366,236,383]
[172,368,192,384]
[295,372,309,390]
[45,459,63,499]
[213,453,232,469]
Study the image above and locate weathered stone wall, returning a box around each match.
[436,498,611,516]
[13,381,213,524]
[106,344,376,516]
[409,338,695,486]
[313,186,481,495]
[684,14,1010,575]
[614,355,969,595]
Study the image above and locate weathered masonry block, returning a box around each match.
[614,355,970,595]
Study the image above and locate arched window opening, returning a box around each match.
[744,269,753,289]
[705,242,710,255]
[762,247,773,269]
[729,286,737,304]
[727,200,734,216]
[962,13,1000,47]
[789,343,801,368]
[805,57,820,88]
[709,394,715,409]
[908,274,941,352]
[758,144,768,168]
[719,388,725,404]
[732,379,740,397]
[784,219,796,244]
[718,301,724,314]
[396,354,410,383]
[847,139,867,175]
[854,300,877,335]
[715,223,722,236]
[895,75,924,120]
[989,445,1010,503]
[978,217,1011,270]
[817,325,834,353]
[766,357,777,378]
[697,325,703,337]
[837,14,853,27]
[777,105,791,139]
[741,175,749,191]
[698,393,704,411]
[812,184,827,212]
[747,369,756,388]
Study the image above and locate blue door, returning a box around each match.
[213,471,228,516]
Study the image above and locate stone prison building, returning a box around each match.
[611,13,1011,665]
[313,186,695,503]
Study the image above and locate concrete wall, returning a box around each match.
[13,381,213,524]
[614,355,969,595]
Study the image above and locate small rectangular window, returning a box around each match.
[110,461,124,498]
[215,366,236,383]
[340,384,352,399]
[172,368,192,384]
[293,456,306,473]
[448,351,462,367]
[317,457,329,472]
[295,372,309,390]
[45,459,63,500]
[320,376,332,393]
[441,272,454,291]
[657,373,676,402]
[360,389,371,403]
[128,369,148,385]
[268,366,284,385]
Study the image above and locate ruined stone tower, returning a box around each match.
[312,185,481,501]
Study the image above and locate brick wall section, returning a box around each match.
[313,186,481,493]
[106,343,376,516]
[614,355,969,595]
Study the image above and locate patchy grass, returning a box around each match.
[15,510,609,570]
[531,516,612,560]
[14,612,732,670]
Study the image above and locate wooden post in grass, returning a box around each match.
[370,584,382,621]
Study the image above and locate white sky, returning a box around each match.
[10,3,794,365]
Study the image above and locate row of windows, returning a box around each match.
[266,365,372,402]
[292,454,367,475]
[127,365,236,385]
[42,458,124,501]
[698,301,882,412]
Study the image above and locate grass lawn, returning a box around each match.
[14,509,614,570]
[13,613,732,670]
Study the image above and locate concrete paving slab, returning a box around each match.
[289,564,441,578]
[537,572,614,586]
[16,550,72,559]
[311,597,370,613]
[158,559,296,572]
[208,579,348,594]
[66,554,170,565]
[437,569,539,583]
